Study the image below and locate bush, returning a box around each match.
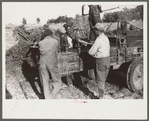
[103,5,143,22]
[47,16,73,24]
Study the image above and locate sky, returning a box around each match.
[2,2,145,25]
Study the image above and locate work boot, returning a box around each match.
[97,82,105,99]
[61,82,68,89]
[98,87,104,99]
[67,75,73,87]
[48,82,61,99]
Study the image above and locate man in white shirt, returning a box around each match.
[67,35,73,48]
[88,23,110,98]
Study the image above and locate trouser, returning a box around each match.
[95,57,110,97]
[39,62,61,99]
[88,57,110,97]
[89,28,96,43]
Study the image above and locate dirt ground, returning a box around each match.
[5,28,143,100]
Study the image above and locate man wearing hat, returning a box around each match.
[38,28,62,99]
[32,24,49,47]
[88,23,110,98]
[60,24,73,52]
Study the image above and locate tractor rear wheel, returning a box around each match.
[126,60,143,92]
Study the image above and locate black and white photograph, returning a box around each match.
[2,1,147,119]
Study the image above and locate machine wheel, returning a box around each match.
[126,59,143,92]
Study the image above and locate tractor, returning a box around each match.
[60,4,143,93]
[79,5,143,92]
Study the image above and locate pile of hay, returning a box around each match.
[60,15,90,40]
[70,15,90,40]
[13,25,44,42]
[65,15,120,40]
[6,31,38,99]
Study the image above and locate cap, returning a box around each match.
[63,24,71,29]
[92,23,104,31]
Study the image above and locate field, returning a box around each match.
[5,22,143,99]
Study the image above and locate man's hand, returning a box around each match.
[83,43,87,46]
[78,39,92,46]
[31,42,38,48]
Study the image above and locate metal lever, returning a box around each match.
[102,6,119,12]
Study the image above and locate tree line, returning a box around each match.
[22,5,143,25]
[103,5,143,22]
[46,5,143,24]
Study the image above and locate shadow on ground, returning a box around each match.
[73,72,99,99]
[22,60,44,99]
[6,89,12,99]
[107,64,130,89]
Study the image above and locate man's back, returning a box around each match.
[39,36,59,63]
[39,36,58,54]
[38,33,61,99]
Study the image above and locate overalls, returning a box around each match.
[38,36,61,99]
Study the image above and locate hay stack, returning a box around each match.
[66,15,90,40]
[66,15,119,40]
[13,25,44,42]
[72,15,90,39]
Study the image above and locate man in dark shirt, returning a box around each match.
[88,5,102,43]
[60,24,74,52]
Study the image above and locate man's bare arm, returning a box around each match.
[78,39,93,46]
